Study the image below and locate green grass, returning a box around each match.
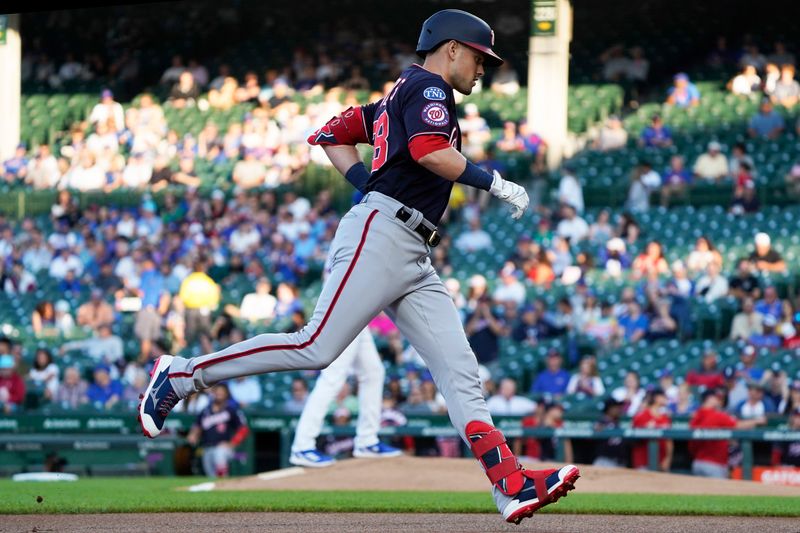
[1,478,798,516]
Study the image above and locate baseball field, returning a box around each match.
[3,457,799,532]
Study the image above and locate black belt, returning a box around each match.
[395,207,441,247]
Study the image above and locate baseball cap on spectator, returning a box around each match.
[91,288,104,299]
[94,364,111,374]
[211,189,225,201]
[101,89,114,99]
[16,142,26,150]
[723,366,736,380]
[469,274,487,289]
[55,300,70,313]
[763,314,777,328]
[791,380,800,391]
[755,232,771,246]
[465,103,479,116]
[708,141,722,152]
[142,201,157,213]
[674,72,689,82]
[0,354,14,369]
[741,345,756,357]
[603,397,624,413]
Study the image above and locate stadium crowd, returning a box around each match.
[2,22,800,477]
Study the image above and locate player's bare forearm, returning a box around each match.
[322,144,362,177]
[417,147,467,181]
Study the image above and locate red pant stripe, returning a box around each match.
[168,209,379,379]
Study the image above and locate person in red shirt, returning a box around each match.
[689,388,765,478]
[631,388,672,471]
[0,354,25,413]
[685,349,725,390]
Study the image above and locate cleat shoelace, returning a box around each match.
[158,391,180,416]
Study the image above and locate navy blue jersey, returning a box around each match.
[363,65,461,224]
[195,402,247,447]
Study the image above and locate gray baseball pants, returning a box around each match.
[167,191,511,512]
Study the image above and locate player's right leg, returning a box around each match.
[385,271,579,524]
[139,204,399,438]
[289,331,361,468]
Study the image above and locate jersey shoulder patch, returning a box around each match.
[421,102,449,127]
[423,86,447,101]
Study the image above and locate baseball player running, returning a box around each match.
[290,328,400,466]
[140,9,578,523]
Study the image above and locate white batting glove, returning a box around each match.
[489,170,529,220]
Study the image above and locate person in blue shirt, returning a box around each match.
[87,365,123,410]
[748,99,785,139]
[639,114,673,148]
[530,350,570,397]
[660,155,692,207]
[2,143,28,182]
[666,73,700,107]
[617,301,649,343]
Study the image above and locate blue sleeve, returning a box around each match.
[402,79,453,142]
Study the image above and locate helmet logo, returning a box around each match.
[490,30,495,46]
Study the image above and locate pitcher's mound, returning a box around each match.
[209,456,800,497]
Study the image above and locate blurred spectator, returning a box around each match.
[639,114,672,148]
[89,89,125,132]
[77,288,114,330]
[740,45,767,71]
[557,165,584,213]
[592,398,627,468]
[228,376,262,408]
[53,366,88,409]
[749,233,786,273]
[694,261,729,303]
[0,354,25,413]
[632,240,669,279]
[728,143,756,179]
[770,65,800,109]
[86,364,122,410]
[735,382,777,418]
[755,286,782,321]
[686,349,725,389]
[160,55,185,85]
[555,204,588,243]
[728,259,761,301]
[283,377,309,414]
[737,345,765,382]
[2,143,28,183]
[666,73,700,108]
[26,144,61,189]
[611,370,646,417]
[764,62,781,95]
[492,262,525,307]
[670,382,697,416]
[135,258,169,360]
[455,218,492,252]
[617,300,649,343]
[729,64,761,96]
[490,62,520,95]
[774,407,800,466]
[693,141,728,183]
[566,357,605,396]
[233,149,269,189]
[599,44,630,82]
[61,150,105,191]
[495,121,524,153]
[518,120,548,174]
[530,350,570,397]
[225,277,277,324]
[342,66,369,91]
[61,323,124,363]
[659,155,691,207]
[593,115,627,152]
[730,180,760,215]
[689,388,765,478]
[179,259,221,343]
[781,381,800,415]
[749,314,782,349]
[209,77,238,110]
[625,161,660,213]
[588,209,614,245]
[168,71,200,108]
[767,42,795,68]
[187,383,249,478]
[28,348,59,400]
[785,161,800,198]
[647,298,678,341]
[631,389,673,471]
[459,103,491,161]
[600,237,631,278]
[486,378,536,416]
[687,236,723,276]
[465,296,507,364]
[512,303,555,345]
[748,99,785,139]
